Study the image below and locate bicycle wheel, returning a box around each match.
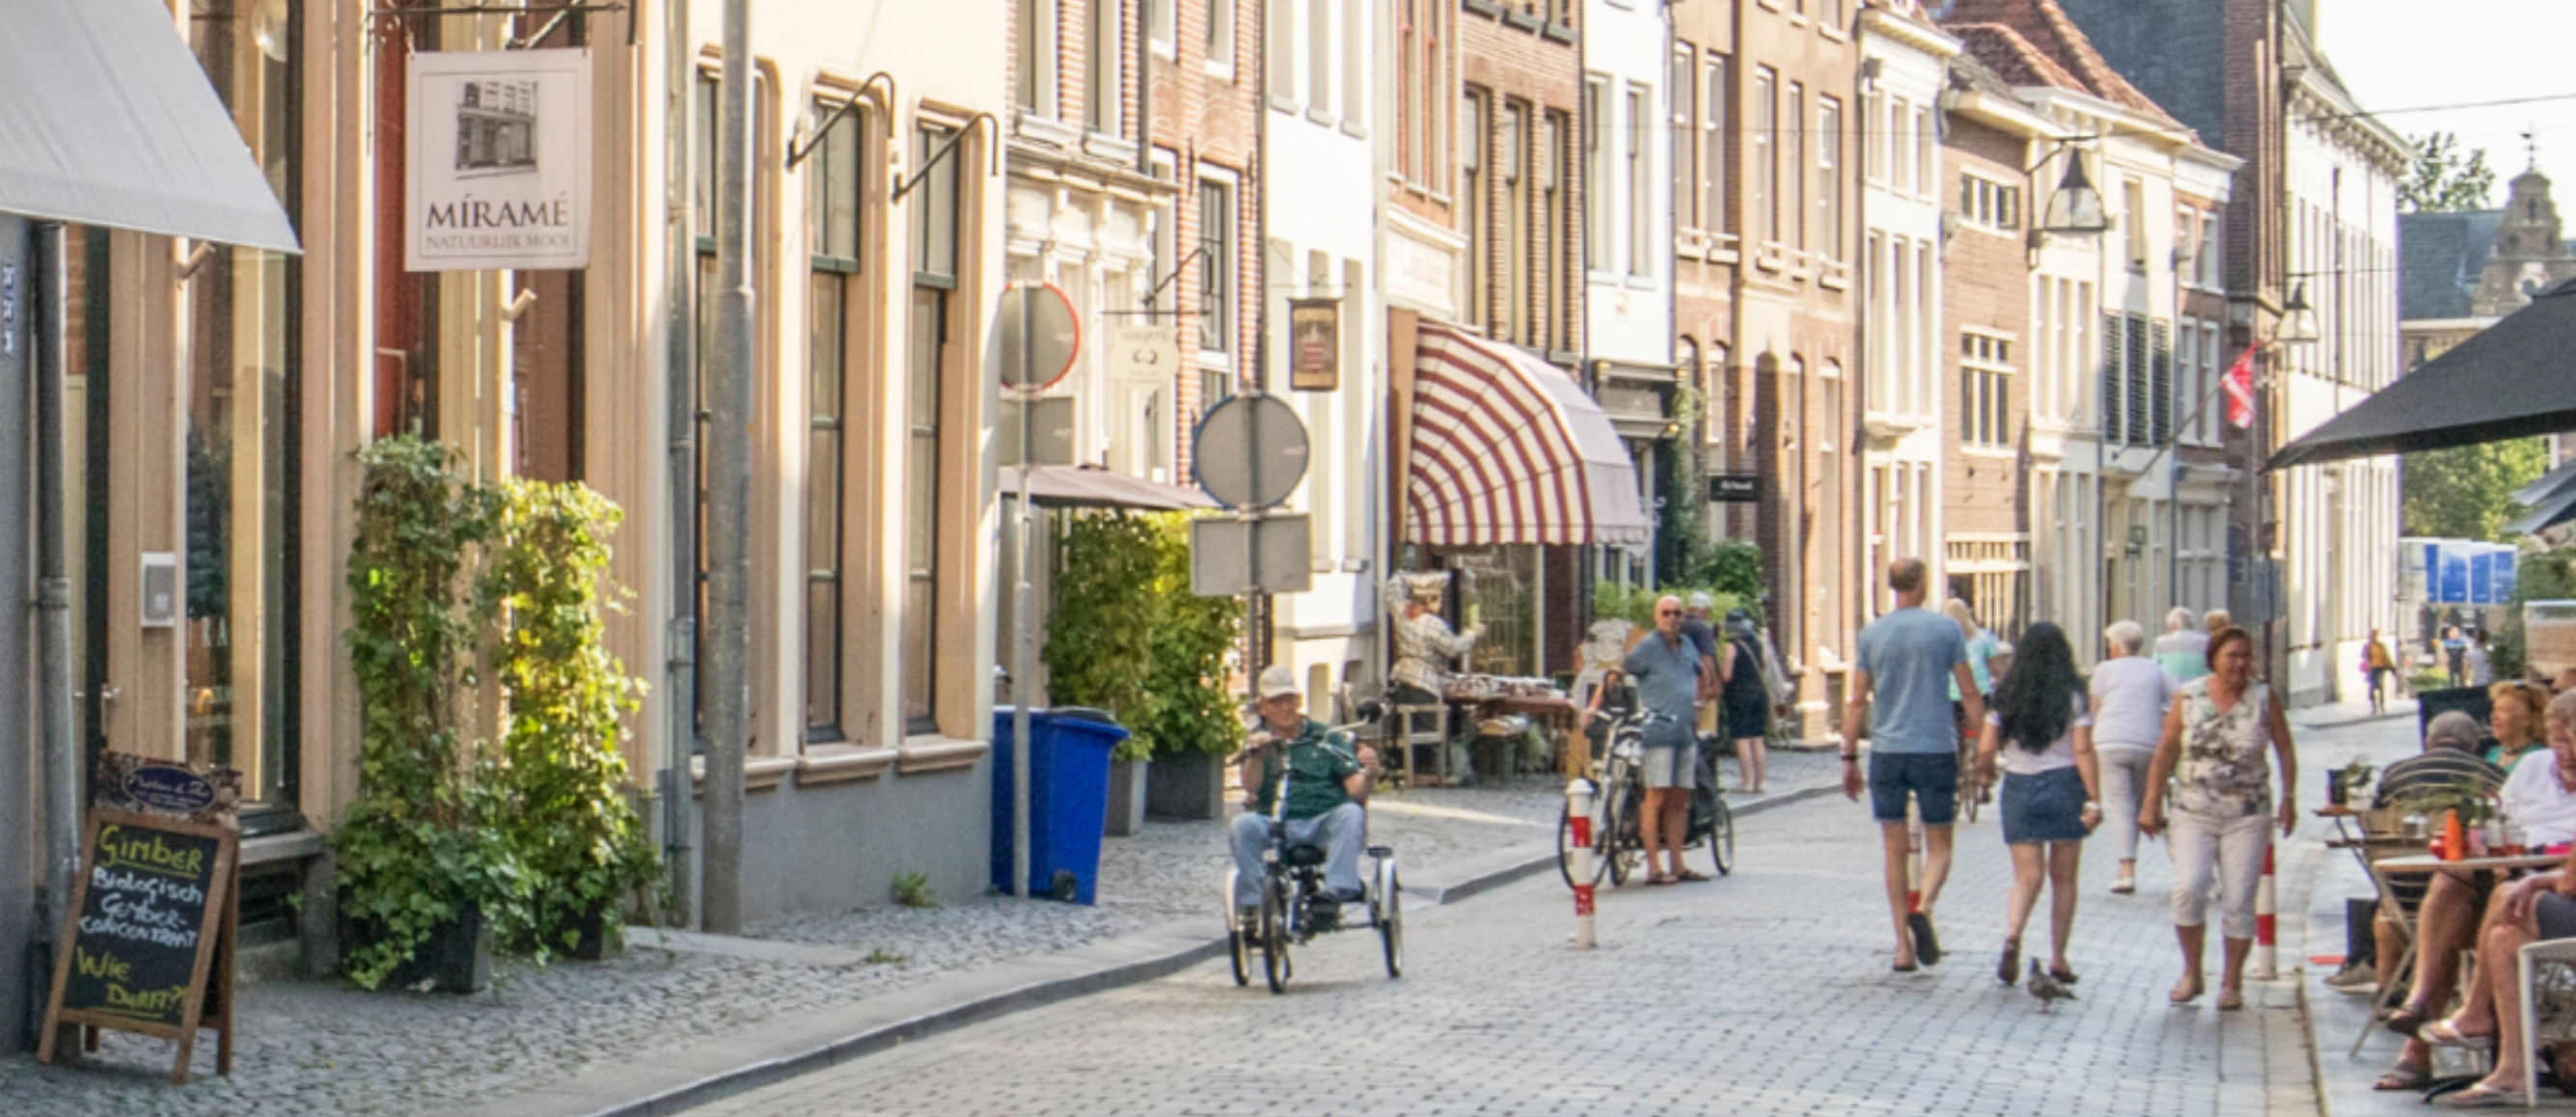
[1556,800,1610,888]
[1260,877,1292,994]
[1706,794,1736,876]
[1224,870,1249,986]
[1377,861,1404,979]
[1601,777,1637,887]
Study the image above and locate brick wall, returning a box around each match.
[1456,2,1581,352]
[1940,117,2030,543]
[1141,0,1262,472]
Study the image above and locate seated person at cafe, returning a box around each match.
[1231,666,1380,925]
[2379,692,2576,1104]
[2349,715,2504,1056]
[2377,699,2576,1090]
[2485,681,2550,770]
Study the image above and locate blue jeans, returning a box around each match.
[1231,803,1366,909]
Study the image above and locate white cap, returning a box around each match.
[1688,592,1713,611]
[1255,665,1302,700]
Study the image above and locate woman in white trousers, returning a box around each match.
[2091,620,2177,894]
[2139,626,2298,1011]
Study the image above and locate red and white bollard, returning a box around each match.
[1568,778,1598,949]
[2250,843,2279,979]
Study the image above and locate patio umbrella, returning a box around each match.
[2268,277,2576,470]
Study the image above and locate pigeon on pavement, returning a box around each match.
[2027,960,2076,1011]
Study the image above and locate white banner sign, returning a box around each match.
[405,50,591,272]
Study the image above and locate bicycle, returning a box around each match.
[1221,704,1404,994]
[1556,695,1734,888]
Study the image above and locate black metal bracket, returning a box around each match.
[892,113,1000,203]
[1141,245,1206,310]
[367,1,634,47]
[785,72,898,171]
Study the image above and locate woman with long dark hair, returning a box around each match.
[1973,621,2103,986]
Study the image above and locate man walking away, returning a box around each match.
[1846,558,1986,970]
[2364,629,2396,715]
[2155,608,2211,683]
[1603,595,1710,885]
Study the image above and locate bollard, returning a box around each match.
[1568,778,1598,949]
[1905,802,1925,913]
[2250,843,2279,979]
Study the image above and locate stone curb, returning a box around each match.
[469,777,1843,1117]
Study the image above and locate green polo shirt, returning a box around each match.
[1250,718,1361,822]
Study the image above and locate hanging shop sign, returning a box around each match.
[1288,297,1340,392]
[1709,474,1761,504]
[406,49,592,272]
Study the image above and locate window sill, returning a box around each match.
[241,829,327,868]
[796,743,900,786]
[897,737,990,775]
[1544,21,1578,44]
[1305,106,1337,127]
[1203,60,1236,83]
[1624,274,1658,290]
[1820,24,1849,43]
[690,754,797,794]
[1340,120,1368,141]
[1962,446,2018,461]
[1270,94,1299,114]
[1082,132,1138,164]
[1464,0,1505,15]
[1504,9,1544,33]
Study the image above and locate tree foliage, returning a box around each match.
[2402,437,2549,540]
[1042,511,1244,760]
[2402,132,2498,213]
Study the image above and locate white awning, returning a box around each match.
[0,0,300,252]
[999,465,1217,512]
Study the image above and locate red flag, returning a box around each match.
[2223,343,2259,428]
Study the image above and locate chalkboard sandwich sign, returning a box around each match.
[39,806,239,1083]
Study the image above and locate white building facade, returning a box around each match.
[1584,0,1674,581]
[2276,62,2406,705]
[1266,0,1385,700]
[1855,9,1955,619]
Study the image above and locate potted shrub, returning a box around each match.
[334,437,523,993]
[1043,513,1157,835]
[1137,515,1244,821]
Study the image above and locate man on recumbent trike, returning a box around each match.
[1231,666,1381,933]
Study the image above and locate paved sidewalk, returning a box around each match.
[0,749,1840,1117]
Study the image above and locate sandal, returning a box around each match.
[2442,1082,2531,1108]
[2048,967,2080,986]
[1674,869,1713,883]
[2424,1019,2494,1049]
[1644,874,1678,886]
[2171,975,2205,1004]
[2388,1003,2434,1039]
[2374,1065,2430,1092]
[2217,988,2246,1011]
[1998,940,2022,986]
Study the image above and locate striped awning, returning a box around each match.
[1407,326,1651,548]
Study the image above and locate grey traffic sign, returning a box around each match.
[1192,393,1307,509]
[997,281,1080,392]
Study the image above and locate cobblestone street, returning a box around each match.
[694,731,2368,1117]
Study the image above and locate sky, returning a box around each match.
[2316,0,2576,202]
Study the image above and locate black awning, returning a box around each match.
[2268,278,2576,471]
[0,0,299,252]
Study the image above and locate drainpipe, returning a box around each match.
[662,0,699,928]
[35,222,78,963]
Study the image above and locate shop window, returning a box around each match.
[182,0,303,824]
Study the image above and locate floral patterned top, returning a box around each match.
[2172,678,2275,821]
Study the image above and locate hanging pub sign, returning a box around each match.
[1288,296,1340,392]
[406,49,592,272]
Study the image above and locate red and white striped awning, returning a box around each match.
[1407,325,1651,548]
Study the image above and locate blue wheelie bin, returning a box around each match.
[992,707,1129,904]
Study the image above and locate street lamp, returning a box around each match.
[2038,152,2110,236]
[2275,282,2321,348]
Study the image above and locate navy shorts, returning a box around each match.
[1869,751,1959,826]
[2001,766,2088,844]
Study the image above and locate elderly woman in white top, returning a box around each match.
[2152,607,2211,682]
[2092,620,2177,896]
[2139,626,2298,1011]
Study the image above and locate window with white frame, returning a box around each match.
[1962,332,2013,449]
[1343,0,1362,122]
[1268,0,1294,101]
[1788,82,1805,251]
[1628,84,1651,276]
[1672,47,1695,232]
[1017,0,1057,117]
[1704,57,1728,236]
[1864,89,1886,182]
[1755,67,1777,245]
[1198,175,1234,353]
[1088,0,1122,133]
[1507,101,1531,341]
[1150,0,1174,54]
[1913,105,1932,194]
[1308,0,1330,115]
[1205,0,1234,71]
[1462,91,1485,328]
[805,95,863,742]
[1962,174,2017,231]
[1818,95,1842,259]
[2199,209,2222,287]
[1890,95,1912,194]
[1585,75,1609,270]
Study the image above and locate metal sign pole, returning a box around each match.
[1011,287,1034,901]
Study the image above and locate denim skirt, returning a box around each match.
[2000,766,2088,844]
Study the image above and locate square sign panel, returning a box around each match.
[1191,515,1312,596]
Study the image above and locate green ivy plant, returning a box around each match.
[334,436,525,990]
[1137,514,1245,758]
[333,437,662,987]
[480,477,662,962]
[1041,512,1159,758]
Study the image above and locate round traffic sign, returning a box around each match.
[997,281,1081,392]
[1192,393,1308,509]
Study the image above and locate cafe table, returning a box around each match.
[2351,853,2564,1058]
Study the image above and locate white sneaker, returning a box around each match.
[2325,964,2379,994]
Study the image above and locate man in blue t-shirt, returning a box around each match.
[1843,558,1985,972]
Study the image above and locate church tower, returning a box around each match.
[2470,166,2576,316]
